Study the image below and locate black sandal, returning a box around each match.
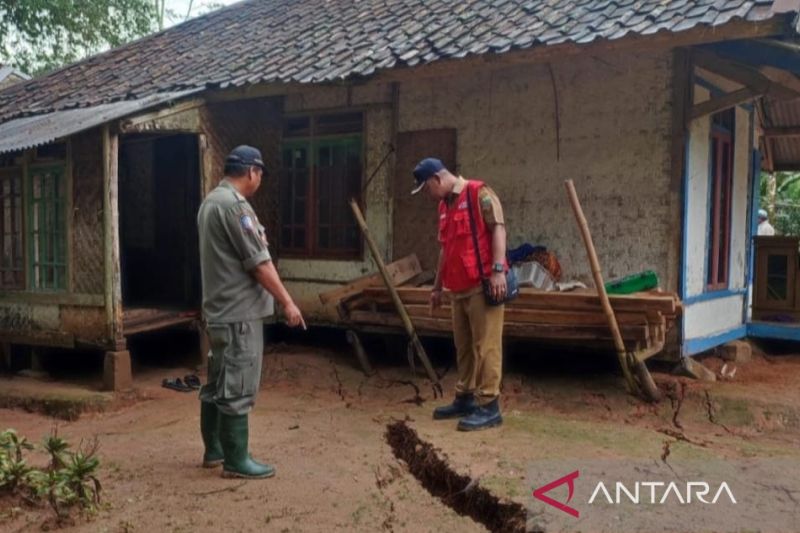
[162,378,193,392]
[184,374,201,390]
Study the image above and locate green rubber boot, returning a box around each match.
[219,413,275,479]
[200,402,224,468]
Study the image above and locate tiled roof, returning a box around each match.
[0,0,794,123]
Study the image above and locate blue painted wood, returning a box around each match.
[683,288,747,305]
[685,325,748,356]
[748,322,800,341]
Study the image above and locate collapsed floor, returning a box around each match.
[0,340,799,532]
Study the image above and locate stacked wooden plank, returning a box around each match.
[341,286,681,357]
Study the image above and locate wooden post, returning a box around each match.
[102,125,124,348]
[349,199,442,396]
[564,180,638,393]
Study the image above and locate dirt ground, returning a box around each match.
[1,336,799,532]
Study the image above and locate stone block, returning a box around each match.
[103,350,132,391]
[672,357,716,382]
[719,340,752,364]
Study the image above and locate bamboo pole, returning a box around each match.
[564,180,638,393]
[349,199,442,397]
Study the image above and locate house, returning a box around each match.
[1,0,800,389]
[0,65,29,90]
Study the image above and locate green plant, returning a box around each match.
[0,428,102,523]
[42,430,70,471]
[63,440,102,510]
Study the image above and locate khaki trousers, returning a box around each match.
[451,290,504,402]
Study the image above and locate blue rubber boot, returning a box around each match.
[433,394,478,420]
[457,398,503,431]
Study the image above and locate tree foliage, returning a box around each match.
[760,171,800,236]
[0,0,158,75]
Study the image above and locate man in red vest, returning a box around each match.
[412,157,507,431]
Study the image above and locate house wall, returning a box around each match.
[220,49,679,322]
[0,128,107,348]
[681,75,754,355]
[394,50,676,292]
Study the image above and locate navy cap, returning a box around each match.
[411,157,445,195]
[226,145,266,171]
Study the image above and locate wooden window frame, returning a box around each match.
[0,167,25,290]
[280,112,364,260]
[707,118,734,291]
[26,163,68,291]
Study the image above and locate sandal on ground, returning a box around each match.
[184,374,202,390]
[162,378,193,392]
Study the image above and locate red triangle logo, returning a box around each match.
[532,470,580,518]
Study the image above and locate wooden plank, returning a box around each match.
[401,304,651,326]
[318,254,422,305]
[359,286,679,315]
[690,87,761,121]
[347,311,651,341]
[762,126,800,137]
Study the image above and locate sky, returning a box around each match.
[164,0,241,27]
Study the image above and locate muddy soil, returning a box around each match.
[1,341,798,532]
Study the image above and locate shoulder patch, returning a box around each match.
[480,195,492,207]
[240,214,255,232]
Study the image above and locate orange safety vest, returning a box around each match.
[437,180,505,292]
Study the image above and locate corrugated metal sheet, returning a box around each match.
[0,90,200,155]
[763,95,800,170]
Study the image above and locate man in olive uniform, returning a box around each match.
[412,158,508,431]
[197,145,305,479]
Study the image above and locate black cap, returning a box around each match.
[411,157,445,195]
[226,145,266,171]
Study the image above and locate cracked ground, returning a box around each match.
[1,338,799,532]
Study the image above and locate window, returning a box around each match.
[27,165,67,290]
[281,112,363,258]
[707,110,734,290]
[0,169,24,289]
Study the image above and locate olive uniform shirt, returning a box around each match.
[197,180,274,323]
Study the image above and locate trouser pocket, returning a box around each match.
[221,322,259,399]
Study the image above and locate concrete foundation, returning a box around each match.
[103,350,132,391]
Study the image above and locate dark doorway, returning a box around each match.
[119,133,201,309]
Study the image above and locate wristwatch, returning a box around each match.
[492,262,504,273]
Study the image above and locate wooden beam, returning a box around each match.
[317,254,422,305]
[690,87,762,121]
[762,126,800,137]
[757,99,775,172]
[668,47,691,295]
[102,125,123,345]
[119,98,205,132]
[359,286,679,315]
[692,48,799,100]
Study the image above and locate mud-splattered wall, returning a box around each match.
[397,49,676,290]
